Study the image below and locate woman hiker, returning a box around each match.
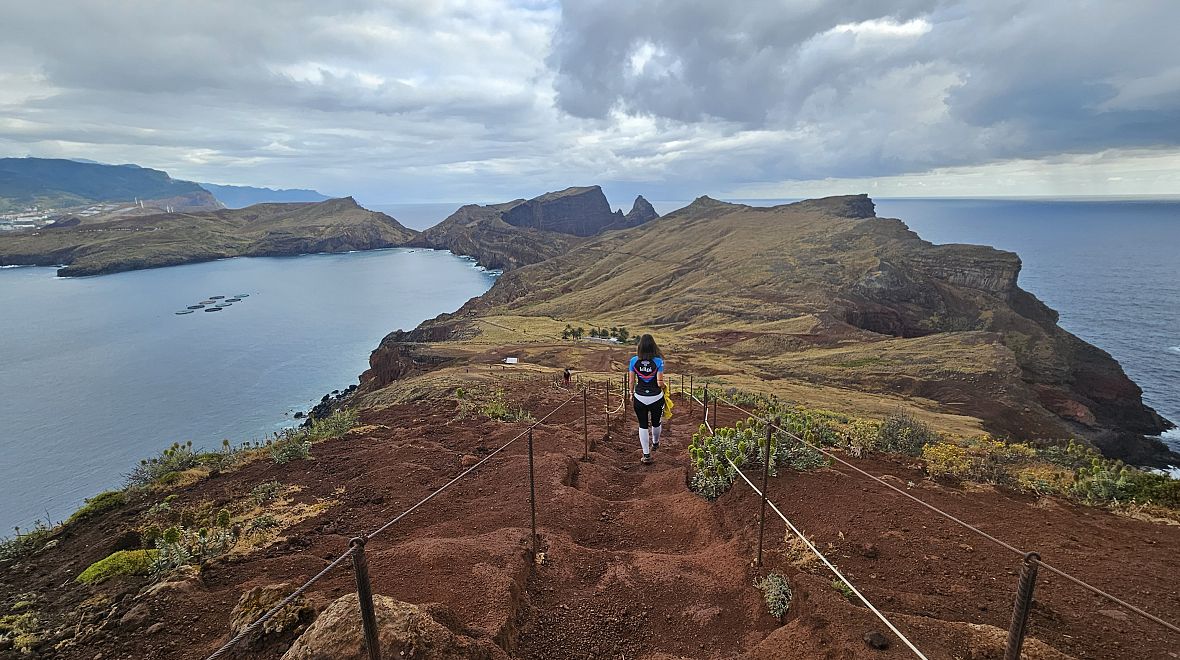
[627,334,666,465]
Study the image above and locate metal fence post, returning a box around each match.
[349,538,382,660]
[1005,552,1041,660]
[689,374,694,400]
[713,390,718,426]
[703,383,709,425]
[583,387,590,458]
[605,377,611,439]
[756,419,777,566]
[528,429,538,562]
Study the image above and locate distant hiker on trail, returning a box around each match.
[563,367,572,387]
[627,334,665,465]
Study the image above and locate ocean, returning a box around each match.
[0,249,497,531]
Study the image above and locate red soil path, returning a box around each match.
[7,380,1180,659]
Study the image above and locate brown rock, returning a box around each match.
[461,454,479,468]
[230,583,315,643]
[118,602,152,630]
[864,631,890,650]
[281,593,504,660]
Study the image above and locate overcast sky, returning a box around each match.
[2,0,1178,204]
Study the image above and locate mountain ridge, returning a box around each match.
[0,157,220,212]
[0,197,417,276]
[365,193,1175,464]
[199,182,330,209]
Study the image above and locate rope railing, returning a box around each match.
[724,455,929,660]
[203,392,580,660]
[708,390,1180,640]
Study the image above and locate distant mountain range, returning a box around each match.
[198,183,330,208]
[0,157,219,212]
[0,157,331,212]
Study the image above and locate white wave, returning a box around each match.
[1170,345,1180,355]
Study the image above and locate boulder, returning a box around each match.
[229,583,315,647]
[281,593,504,660]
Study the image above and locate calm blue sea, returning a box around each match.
[0,249,497,531]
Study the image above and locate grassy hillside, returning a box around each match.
[0,197,417,276]
[366,194,1174,463]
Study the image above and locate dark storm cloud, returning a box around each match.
[0,0,1177,201]
[550,0,1180,180]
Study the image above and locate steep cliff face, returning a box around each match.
[616,195,660,229]
[500,186,623,236]
[410,185,651,270]
[370,194,1173,464]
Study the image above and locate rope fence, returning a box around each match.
[204,390,579,660]
[724,453,929,659]
[699,387,1180,655]
[204,365,1177,660]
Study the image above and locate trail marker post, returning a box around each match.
[528,429,538,563]
[349,538,382,660]
[756,419,776,566]
[605,381,611,440]
[703,383,709,426]
[1005,552,1040,660]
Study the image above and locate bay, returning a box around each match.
[0,249,497,531]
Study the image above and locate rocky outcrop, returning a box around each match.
[281,593,506,660]
[618,195,659,228]
[410,185,653,271]
[501,186,622,236]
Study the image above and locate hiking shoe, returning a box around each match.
[652,440,660,452]
[641,453,653,465]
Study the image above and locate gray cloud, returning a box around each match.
[0,0,1177,202]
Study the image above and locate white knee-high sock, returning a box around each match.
[639,428,651,454]
[652,425,662,444]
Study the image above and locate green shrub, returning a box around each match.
[483,399,533,422]
[125,441,200,488]
[754,573,792,619]
[197,438,249,471]
[247,515,280,535]
[152,525,236,575]
[0,520,54,562]
[922,437,1037,485]
[1038,439,1099,468]
[831,578,856,601]
[269,429,311,464]
[0,611,40,653]
[306,408,359,441]
[67,490,126,525]
[874,413,939,455]
[251,480,283,505]
[1072,460,1180,508]
[76,549,159,584]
